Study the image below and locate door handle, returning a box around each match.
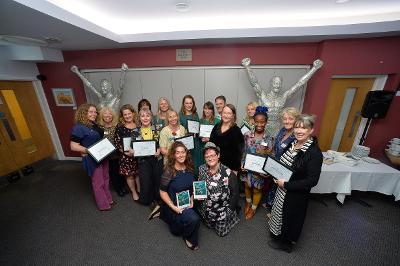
[348,111,361,138]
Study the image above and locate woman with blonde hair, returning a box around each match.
[265,107,300,212]
[70,103,113,210]
[240,101,257,132]
[153,97,172,132]
[114,104,141,201]
[159,110,187,162]
[98,107,128,197]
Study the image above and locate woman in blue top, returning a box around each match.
[265,107,300,212]
[70,103,113,211]
[159,141,200,251]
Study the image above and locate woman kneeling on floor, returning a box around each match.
[159,141,200,250]
[197,142,240,237]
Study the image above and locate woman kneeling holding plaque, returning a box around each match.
[159,142,200,250]
[268,114,322,253]
[197,142,240,237]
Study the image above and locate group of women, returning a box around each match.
[70,94,322,253]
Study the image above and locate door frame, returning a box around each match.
[330,74,387,148]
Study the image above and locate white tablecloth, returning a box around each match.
[311,160,400,203]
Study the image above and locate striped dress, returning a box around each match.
[268,139,313,236]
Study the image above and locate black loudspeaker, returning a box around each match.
[361,91,395,119]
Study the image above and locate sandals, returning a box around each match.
[184,239,199,251]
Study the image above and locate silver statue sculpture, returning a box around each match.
[241,58,323,136]
[71,63,128,112]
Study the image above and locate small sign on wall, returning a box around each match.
[176,49,192,61]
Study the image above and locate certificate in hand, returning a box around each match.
[241,124,251,135]
[199,124,214,138]
[132,140,156,157]
[174,135,195,150]
[243,153,267,175]
[123,137,131,151]
[187,119,200,134]
[263,155,293,181]
[193,181,207,200]
[87,138,116,163]
[176,190,190,209]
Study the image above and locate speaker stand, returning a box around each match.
[359,117,372,145]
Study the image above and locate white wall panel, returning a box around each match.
[172,69,204,114]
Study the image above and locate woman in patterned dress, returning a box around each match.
[197,142,240,237]
[268,114,322,253]
[114,104,140,201]
[241,106,274,220]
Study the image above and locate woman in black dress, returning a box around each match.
[209,104,244,174]
[268,114,323,253]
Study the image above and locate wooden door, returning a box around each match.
[319,78,375,152]
[0,81,54,176]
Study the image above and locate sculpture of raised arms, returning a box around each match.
[71,63,128,112]
[241,58,323,136]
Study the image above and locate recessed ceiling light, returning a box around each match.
[175,1,190,12]
[335,0,351,3]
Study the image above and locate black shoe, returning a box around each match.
[122,187,129,195]
[117,190,125,197]
[268,239,293,253]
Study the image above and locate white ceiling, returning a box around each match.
[1,0,400,50]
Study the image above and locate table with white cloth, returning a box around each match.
[311,160,400,203]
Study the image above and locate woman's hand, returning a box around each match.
[172,205,183,214]
[155,148,161,157]
[274,179,285,188]
[124,148,134,157]
[189,196,194,208]
[201,137,209,143]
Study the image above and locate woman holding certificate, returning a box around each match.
[264,107,300,214]
[199,101,219,165]
[114,104,141,201]
[136,108,163,209]
[197,142,239,236]
[268,114,322,253]
[210,104,244,174]
[98,107,128,197]
[178,95,201,172]
[160,142,200,250]
[159,110,187,162]
[241,106,274,220]
[70,103,113,211]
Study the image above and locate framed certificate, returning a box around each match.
[193,181,207,200]
[199,124,214,138]
[241,124,251,135]
[132,140,156,157]
[87,138,116,163]
[263,155,293,181]
[187,119,200,134]
[174,135,195,150]
[123,137,131,151]
[176,190,190,209]
[243,153,267,174]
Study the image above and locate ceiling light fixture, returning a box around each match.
[335,0,351,4]
[175,1,190,12]
[0,35,48,46]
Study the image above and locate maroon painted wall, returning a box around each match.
[37,37,400,159]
